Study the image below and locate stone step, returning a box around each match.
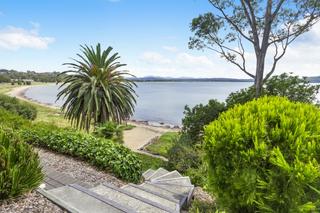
[151,171,182,182]
[149,182,195,204]
[39,184,133,213]
[152,177,192,186]
[142,169,155,180]
[145,168,169,181]
[139,182,187,206]
[121,184,180,212]
[91,183,175,213]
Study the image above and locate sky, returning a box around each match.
[0,0,319,78]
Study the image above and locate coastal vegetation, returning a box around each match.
[145,132,179,158]
[189,0,320,96]
[0,69,62,83]
[205,96,320,212]
[0,94,37,120]
[0,129,43,200]
[57,43,137,131]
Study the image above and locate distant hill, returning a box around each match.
[307,76,320,83]
[0,69,62,83]
[131,76,254,82]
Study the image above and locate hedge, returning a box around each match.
[19,123,142,182]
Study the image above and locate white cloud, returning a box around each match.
[162,46,178,52]
[0,25,55,50]
[140,51,171,64]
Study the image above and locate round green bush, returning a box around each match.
[204,96,320,212]
[0,130,43,200]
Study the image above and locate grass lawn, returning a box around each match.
[145,132,179,158]
[136,153,166,171]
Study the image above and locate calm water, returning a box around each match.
[24,82,257,125]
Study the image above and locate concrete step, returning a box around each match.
[121,184,180,212]
[139,182,187,206]
[38,184,133,213]
[149,182,194,204]
[151,171,182,182]
[145,168,169,181]
[142,169,155,180]
[91,183,175,213]
[152,177,192,186]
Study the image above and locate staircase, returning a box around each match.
[38,168,194,213]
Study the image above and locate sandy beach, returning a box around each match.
[7,85,177,153]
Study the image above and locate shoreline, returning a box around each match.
[7,84,181,131]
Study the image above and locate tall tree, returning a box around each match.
[189,0,320,97]
[57,44,136,131]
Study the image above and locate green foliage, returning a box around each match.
[166,134,205,186]
[204,96,320,212]
[226,73,320,108]
[19,123,142,182]
[0,108,31,130]
[145,132,179,158]
[0,130,43,200]
[0,75,10,83]
[264,73,320,103]
[0,69,62,82]
[93,121,124,143]
[57,43,136,131]
[189,200,217,213]
[0,94,37,120]
[182,99,226,143]
[136,153,166,172]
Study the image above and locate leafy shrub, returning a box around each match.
[0,94,37,120]
[93,121,124,143]
[204,96,320,212]
[182,99,226,143]
[0,129,43,200]
[0,107,31,129]
[145,132,179,158]
[189,200,217,213]
[166,134,205,186]
[226,73,320,108]
[20,123,142,182]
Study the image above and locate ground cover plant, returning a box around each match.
[145,132,179,158]
[205,96,320,212]
[19,123,142,182]
[0,129,43,200]
[0,94,37,120]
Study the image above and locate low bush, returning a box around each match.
[182,99,226,143]
[93,121,124,143]
[0,107,31,129]
[145,132,179,158]
[0,129,43,200]
[0,94,37,120]
[205,96,320,212]
[20,123,142,182]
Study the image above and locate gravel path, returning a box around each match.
[0,148,125,212]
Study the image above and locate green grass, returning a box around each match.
[136,153,166,171]
[122,124,136,130]
[145,132,179,158]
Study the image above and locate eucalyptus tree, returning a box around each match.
[57,44,136,131]
[189,0,320,97]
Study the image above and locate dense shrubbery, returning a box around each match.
[20,123,142,182]
[93,122,124,143]
[0,94,37,120]
[205,96,320,212]
[0,129,43,200]
[182,99,226,143]
[0,108,31,129]
[226,73,320,108]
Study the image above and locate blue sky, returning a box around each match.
[0,0,319,78]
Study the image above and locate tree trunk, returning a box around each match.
[255,52,266,98]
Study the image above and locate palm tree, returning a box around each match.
[57,43,136,131]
